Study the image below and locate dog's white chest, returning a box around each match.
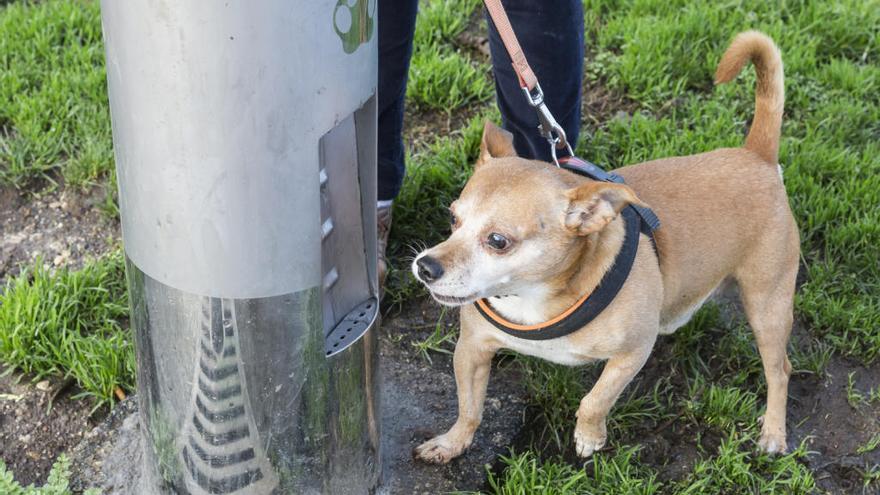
[494,332,594,366]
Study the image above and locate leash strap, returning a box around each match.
[483,0,538,90]
[483,0,572,164]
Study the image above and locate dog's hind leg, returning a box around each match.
[735,229,798,454]
[413,332,498,464]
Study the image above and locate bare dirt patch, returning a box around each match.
[0,370,99,486]
[791,357,880,493]
[380,299,526,494]
[454,6,490,61]
[581,78,640,130]
[403,103,487,154]
[0,183,118,286]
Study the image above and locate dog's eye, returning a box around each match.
[449,210,457,228]
[486,233,510,251]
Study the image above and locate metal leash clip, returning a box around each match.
[521,83,573,167]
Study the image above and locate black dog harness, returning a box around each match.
[474,156,661,341]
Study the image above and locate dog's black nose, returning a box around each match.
[416,256,444,283]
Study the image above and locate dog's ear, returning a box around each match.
[563,182,646,236]
[476,120,516,168]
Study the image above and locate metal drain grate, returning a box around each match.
[324,297,378,357]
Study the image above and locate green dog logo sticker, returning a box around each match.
[333,0,375,54]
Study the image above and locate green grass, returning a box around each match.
[407,44,494,111]
[514,355,675,450]
[413,0,482,47]
[411,307,456,362]
[0,0,878,491]
[0,0,111,189]
[684,381,758,431]
[516,355,590,448]
[673,431,815,494]
[788,336,832,377]
[513,303,766,450]
[857,434,880,455]
[406,0,493,111]
[865,465,880,491]
[0,250,133,410]
[480,448,662,495]
[478,431,815,495]
[846,371,880,408]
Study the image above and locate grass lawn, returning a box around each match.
[0,250,132,411]
[0,0,878,492]
[0,0,109,189]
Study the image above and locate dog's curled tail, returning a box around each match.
[715,31,784,165]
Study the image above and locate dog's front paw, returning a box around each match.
[758,419,787,454]
[414,435,468,464]
[574,423,607,458]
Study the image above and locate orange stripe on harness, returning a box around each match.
[475,291,592,332]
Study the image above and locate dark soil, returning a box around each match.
[379,299,526,494]
[581,79,640,130]
[0,183,118,286]
[454,5,491,62]
[0,181,118,485]
[0,370,98,487]
[403,103,485,153]
[67,397,139,494]
[0,181,118,487]
[792,357,880,493]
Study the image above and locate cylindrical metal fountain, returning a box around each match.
[100,1,380,493]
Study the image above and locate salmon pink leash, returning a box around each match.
[482,0,573,165]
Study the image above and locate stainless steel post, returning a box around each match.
[100,1,380,493]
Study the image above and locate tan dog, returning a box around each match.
[411,31,798,463]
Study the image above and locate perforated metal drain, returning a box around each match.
[324,297,378,357]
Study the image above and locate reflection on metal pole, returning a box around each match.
[180,298,279,493]
[102,0,381,492]
[129,267,380,494]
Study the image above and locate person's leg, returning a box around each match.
[377,0,418,202]
[377,0,418,287]
[486,0,584,161]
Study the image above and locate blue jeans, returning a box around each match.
[377,0,584,201]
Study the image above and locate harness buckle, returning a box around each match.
[521,83,573,167]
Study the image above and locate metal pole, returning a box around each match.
[101,1,380,493]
